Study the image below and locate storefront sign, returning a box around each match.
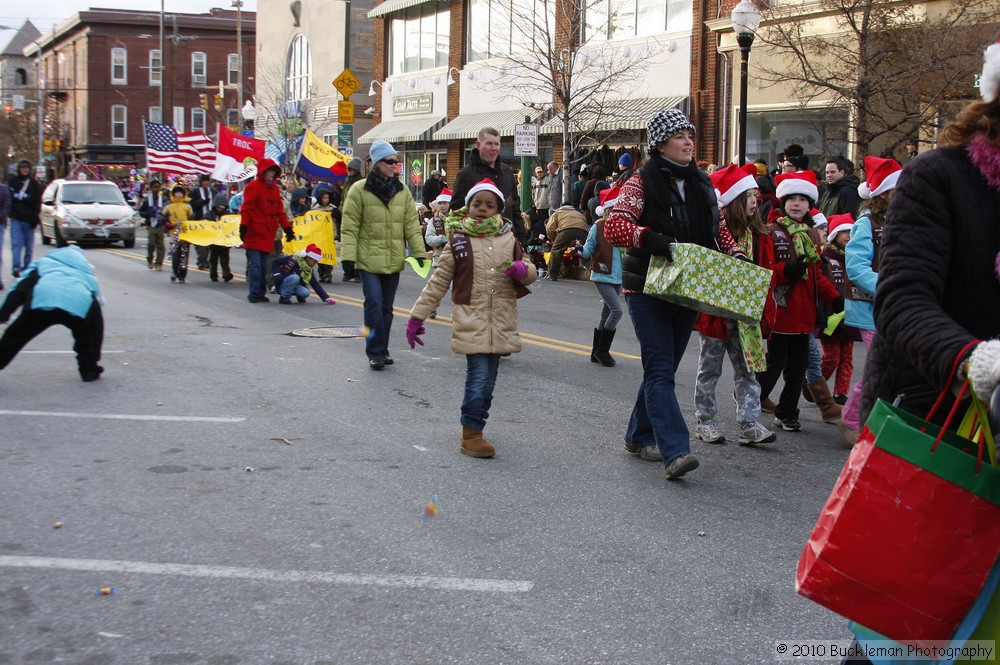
[393,94,433,116]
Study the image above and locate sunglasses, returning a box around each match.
[382,159,400,165]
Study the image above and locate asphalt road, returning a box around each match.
[0,240,857,664]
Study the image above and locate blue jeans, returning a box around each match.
[359,270,400,360]
[625,294,697,464]
[278,273,310,300]
[245,249,269,299]
[462,353,501,430]
[594,281,624,330]
[10,220,34,273]
[806,332,823,383]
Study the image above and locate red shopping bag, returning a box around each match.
[796,375,1000,648]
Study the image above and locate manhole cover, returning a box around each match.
[289,326,368,338]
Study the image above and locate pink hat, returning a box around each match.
[982,38,1000,103]
[775,170,819,204]
[710,163,759,208]
[304,243,323,261]
[465,178,504,206]
[435,187,453,204]
[810,209,828,229]
[827,213,854,242]
[858,156,902,199]
[595,185,621,217]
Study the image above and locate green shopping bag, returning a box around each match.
[643,244,771,324]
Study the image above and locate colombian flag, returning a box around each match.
[294,130,350,184]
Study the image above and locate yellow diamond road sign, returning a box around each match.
[333,68,361,99]
[338,101,355,124]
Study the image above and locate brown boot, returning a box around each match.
[461,426,496,458]
[837,420,859,446]
[761,398,776,413]
[806,379,843,422]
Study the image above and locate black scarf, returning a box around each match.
[364,171,403,206]
[647,153,714,248]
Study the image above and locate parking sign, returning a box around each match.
[514,124,538,157]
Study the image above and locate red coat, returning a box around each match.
[766,221,841,334]
[240,158,291,253]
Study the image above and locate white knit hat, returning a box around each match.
[465,178,504,206]
[982,39,1000,103]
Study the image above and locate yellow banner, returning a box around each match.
[178,215,243,247]
[281,210,338,265]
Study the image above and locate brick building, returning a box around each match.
[32,7,255,177]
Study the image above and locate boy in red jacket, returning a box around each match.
[757,171,843,432]
[240,158,294,303]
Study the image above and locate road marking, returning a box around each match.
[0,410,244,423]
[0,556,535,594]
[22,350,125,354]
[96,247,640,359]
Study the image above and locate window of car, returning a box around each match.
[59,183,128,206]
[42,181,60,204]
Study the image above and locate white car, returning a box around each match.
[40,179,138,248]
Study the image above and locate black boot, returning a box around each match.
[596,328,616,367]
[590,328,601,363]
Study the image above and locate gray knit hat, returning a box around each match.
[347,157,363,171]
[647,109,696,152]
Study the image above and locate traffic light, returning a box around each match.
[213,94,222,112]
[199,94,209,110]
[3,103,11,119]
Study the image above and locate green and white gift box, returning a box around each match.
[643,243,771,324]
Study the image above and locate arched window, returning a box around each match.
[286,35,312,102]
[16,68,27,85]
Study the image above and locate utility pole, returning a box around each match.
[159,0,164,123]
[233,0,243,116]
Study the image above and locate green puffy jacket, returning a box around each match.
[340,180,426,274]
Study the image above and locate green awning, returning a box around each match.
[357,116,447,144]
[368,0,446,19]
[433,109,546,141]
[539,96,687,135]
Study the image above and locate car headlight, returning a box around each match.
[117,213,136,226]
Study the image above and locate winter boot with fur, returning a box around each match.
[806,379,843,422]
[595,328,617,367]
[461,426,496,458]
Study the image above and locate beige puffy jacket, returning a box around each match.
[410,227,537,355]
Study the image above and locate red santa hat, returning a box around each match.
[465,178,504,207]
[983,39,1000,103]
[775,170,819,204]
[858,156,902,199]
[435,187,453,204]
[810,209,828,229]
[595,185,621,217]
[304,243,323,261]
[710,163,759,208]
[827,213,854,243]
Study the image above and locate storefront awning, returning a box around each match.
[357,116,447,145]
[539,96,687,135]
[368,0,446,18]
[433,109,546,141]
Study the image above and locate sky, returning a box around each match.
[1,0,257,36]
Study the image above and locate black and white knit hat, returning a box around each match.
[647,109,696,152]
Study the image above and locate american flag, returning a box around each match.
[143,120,216,174]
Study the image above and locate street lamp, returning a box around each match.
[731,0,761,166]
[241,99,256,133]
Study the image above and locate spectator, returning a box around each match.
[422,169,445,205]
[615,152,635,185]
[546,161,562,217]
[544,201,588,281]
[7,160,42,279]
[451,127,523,246]
[818,155,862,217]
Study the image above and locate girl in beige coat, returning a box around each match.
[406,179,537,458]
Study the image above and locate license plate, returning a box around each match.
[94,227,109,238]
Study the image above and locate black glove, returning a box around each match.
[641,231,674,259]
[783,258,808,280]
[342,260,355,276]
[832,296,845,313]
[284,227,295,243]
[416,257,425,268]
[239,225,247,241]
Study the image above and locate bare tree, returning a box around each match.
[0,108,40,174]
[254,62,309,169]
[478,0,666,203]
[755,0,996,158]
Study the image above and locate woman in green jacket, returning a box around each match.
[341,141,428,370]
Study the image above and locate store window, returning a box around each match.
[746,108,850,169]
[586,0,691,40]
[286,35,312,102]
[388,5,449,74]
[468,0,551,61]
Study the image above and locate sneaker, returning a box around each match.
[834,393,848,405]
[147,263,154,270]
[738,421,777,445]
[623,441,663,462]
[773,416,802,432]
[761,398,776,413]
[694,419,725,443]
[278,296,293,304]
[177,278,185,283]
[296,295,307,303]
[11,268,20,278]
[664,454,699,480]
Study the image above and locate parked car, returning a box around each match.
[40,179,138,248]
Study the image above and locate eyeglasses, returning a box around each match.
[382,159,400,165]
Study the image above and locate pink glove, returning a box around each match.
[504,260,528,281]
[405,317,426,348]
[325,297,336,305]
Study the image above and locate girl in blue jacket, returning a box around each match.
[581,186,624,367]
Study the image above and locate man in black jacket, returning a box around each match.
[451,127,525,246]
[421,169,444,205]
[7,160,42,279]
[137,180,169,270]
[817,155,862,217]
[187,174,214,269]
